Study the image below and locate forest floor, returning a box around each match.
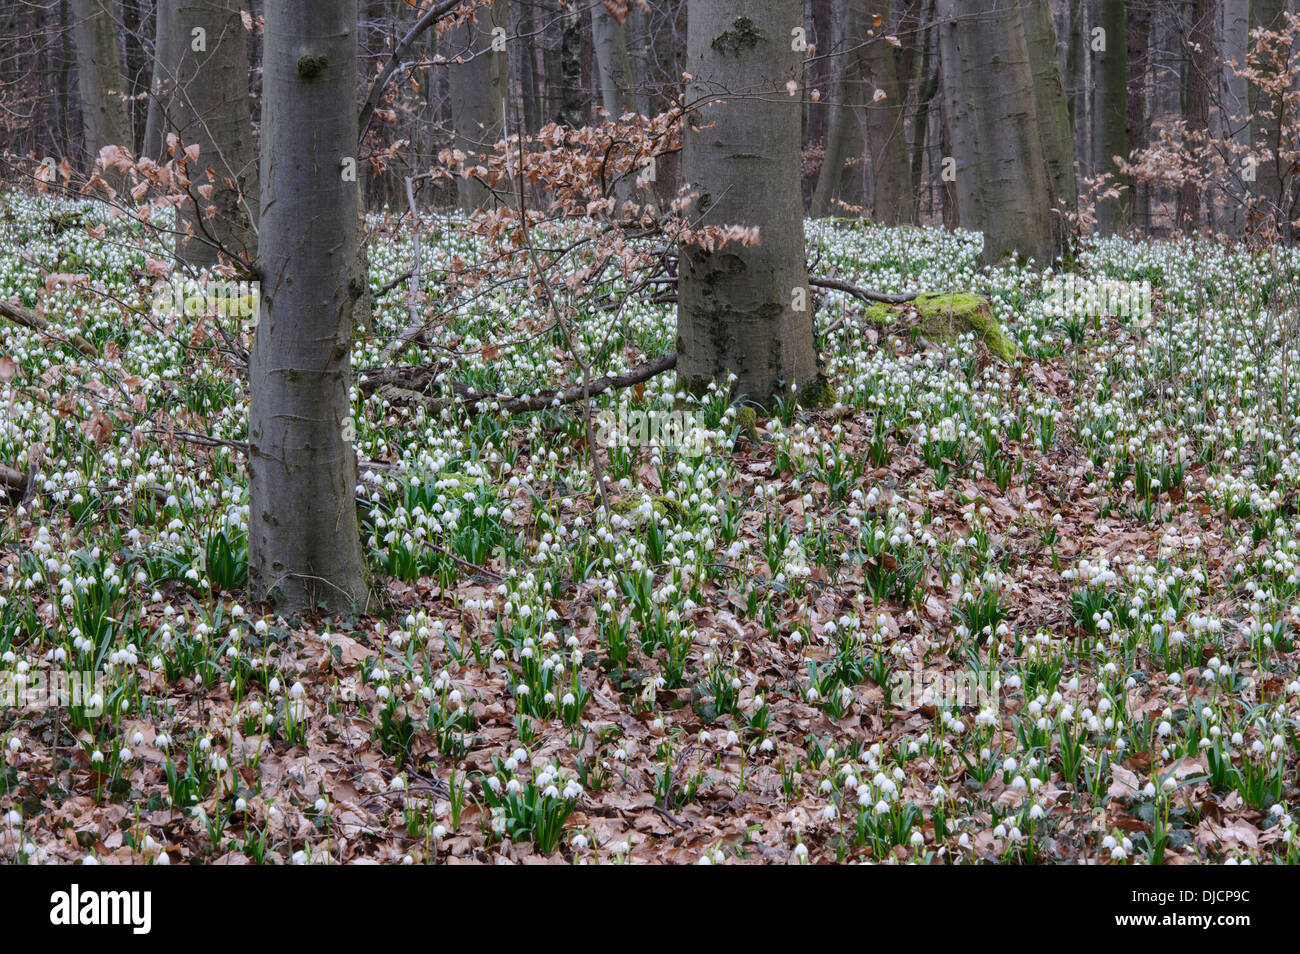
[2,190,1299,864]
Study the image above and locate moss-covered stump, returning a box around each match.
[863,292,1017,361]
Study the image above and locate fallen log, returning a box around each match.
[0,299,99,358]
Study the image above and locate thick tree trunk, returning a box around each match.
[937,76,959,228]
[249,0,368,614]
[448,4,506,211]
[1020,0,1076,249]
[1220,0,1249,234]
[678,1,817,406]
[937,0,1055,264]
[1091,0,1127,234]
[169,0,259,268]
[70,0,132,179]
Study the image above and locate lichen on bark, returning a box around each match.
[711,17,764,56]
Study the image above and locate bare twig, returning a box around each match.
[376,352,677,417]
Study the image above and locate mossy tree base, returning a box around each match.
[862,292,1017,361]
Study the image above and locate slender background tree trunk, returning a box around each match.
[1092,0,1127,234]
[448,3,506,212]
[860,0,914,224]
[70,0,132,182]
[170,0,259,267]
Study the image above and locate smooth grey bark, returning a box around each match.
[1020,0,1076,249]
[70,0,132,176]
[143,0,176,162]
[249,0,368,614]
[937,0,1055,264]
[592,0,637,118]
[448,4,505,211]
[1251,0,1287,226]
[169,0,258,268]
[1178,0,1215,232]
[1221,0,1249,234]
[811,2,866,217]
[678,0,818,406]
[1125,3,1150,232]
[811,0,912,221]
[1091,0,1127,233]
[592,0,640,211]
[859,0,913,224]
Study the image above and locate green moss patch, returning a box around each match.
[862,292,1017,361]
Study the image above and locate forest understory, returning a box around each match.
[3,192,1300,864]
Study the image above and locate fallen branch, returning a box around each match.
[0,299,99,358]
[377,352,678,416]
[807,276,919,304]
[2,462,167,507]
[0,464,27,494]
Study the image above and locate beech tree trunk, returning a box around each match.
[1221,0,1249,234]
[1125,3,1150,232]
[249,0,368,614]
[938,0,1055,264]
[592,0,636,118]
[1250,0,1286,229]
[70,0,132,177]
[143,0,176,162]
[169,0,259,267]
[1064,0,1088,175]
[810,1,865,217]
[1020,0,1076,249]
[678,0,817,406]
[860,0,913,224]
[1177,0,1214,232]
[592,0,639,211]
[448,3,506,211]
[1091,0,1127,234]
